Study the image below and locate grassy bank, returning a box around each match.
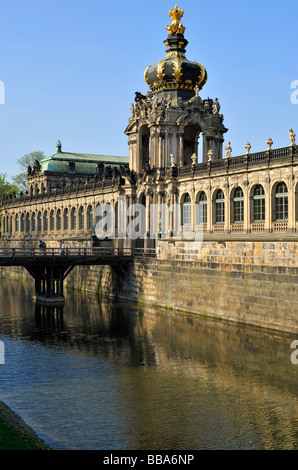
[0,402,50,450]
[0,418,49,450]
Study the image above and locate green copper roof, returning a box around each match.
[40,152,129,174]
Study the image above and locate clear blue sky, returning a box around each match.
[0,0,297,179]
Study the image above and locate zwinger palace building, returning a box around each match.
[1,5,297,247]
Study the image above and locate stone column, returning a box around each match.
[145,191,151,237]
[191,188,196,234]
[179,134,184,167]
[224,184,230,232]
[243,182,249,232]
[169,190,175,237]
[207,186,212,233]
[265,178,271,232]
[163,131,168,168]
[288,175,294,231]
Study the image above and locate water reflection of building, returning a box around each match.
[1,5,297,245]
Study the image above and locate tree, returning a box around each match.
[0,173,18,199]
[0,173,19,231]
[12,150,45,192]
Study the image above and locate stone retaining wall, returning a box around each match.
[1,240,298,334]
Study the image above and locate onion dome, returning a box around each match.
[144,5,207,95]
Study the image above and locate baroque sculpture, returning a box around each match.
[224,142,232,158]
[266,137,273,150]
[289,129,296,146]
[244,142,251,155]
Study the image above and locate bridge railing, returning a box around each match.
[0,247,156,259]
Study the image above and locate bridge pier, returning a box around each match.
[25,264,75,305]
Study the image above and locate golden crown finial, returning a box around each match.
[169,4,184,25]
[166,4,186,35]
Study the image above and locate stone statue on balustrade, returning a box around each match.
[213,98,220,115]
[224,142,232,158]
[244,142,251,155]
[289,129,296,146]
[266,137,273,150]
[191,153,197,165]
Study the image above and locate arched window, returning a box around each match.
[87,205,93,229]
[215,189,225,223]
[139,125,150,170]
[31,212,36,232]
[196,192,207,224]
[181,193,191,226]
[275,182,288,220]
[71,208,76,230]
[43,211,48,232]
[233,187,244,223]
[63,208,69,230]
[15,214,19,232]
[25,213,30,232]
[50,210,55,231]
[115,201,118,232]
[21,213,25,232]
[37,211,42,232]
[78,206,84,230]
[253,185,265,222]
[56,209,61,230]
[183,124,202,164]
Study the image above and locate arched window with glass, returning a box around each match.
[181,193,191,226]
[56,209,61,231]
[25,213,30,233]
[196,191,207,225]
[87,205,93,230]
[63,208,69,231]
[31,212,36,232]
[37,211,42,232]
[50,210,55,231]
[275,182,288,220]
[114,201,118,233]
[43,211,48,232]
[21,214,25,232]
[71,208,76,230]
[15,214,19,233]
[78,206,84,230]
[253,185,265,222]
[233,187,244,223]
[215,189,225,223]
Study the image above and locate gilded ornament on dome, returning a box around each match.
[169,4,184,25]
[166,4,186,35]
[172,57,183,81]
[157,61,165,82]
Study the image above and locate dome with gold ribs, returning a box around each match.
[144,5,207,94]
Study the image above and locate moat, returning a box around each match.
[0,274,298,450]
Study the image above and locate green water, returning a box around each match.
[0,274,297,450]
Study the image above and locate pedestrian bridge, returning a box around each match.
[0,247,155,304]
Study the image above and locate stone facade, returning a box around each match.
[1,5,297,245]
[1,142,297,244]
